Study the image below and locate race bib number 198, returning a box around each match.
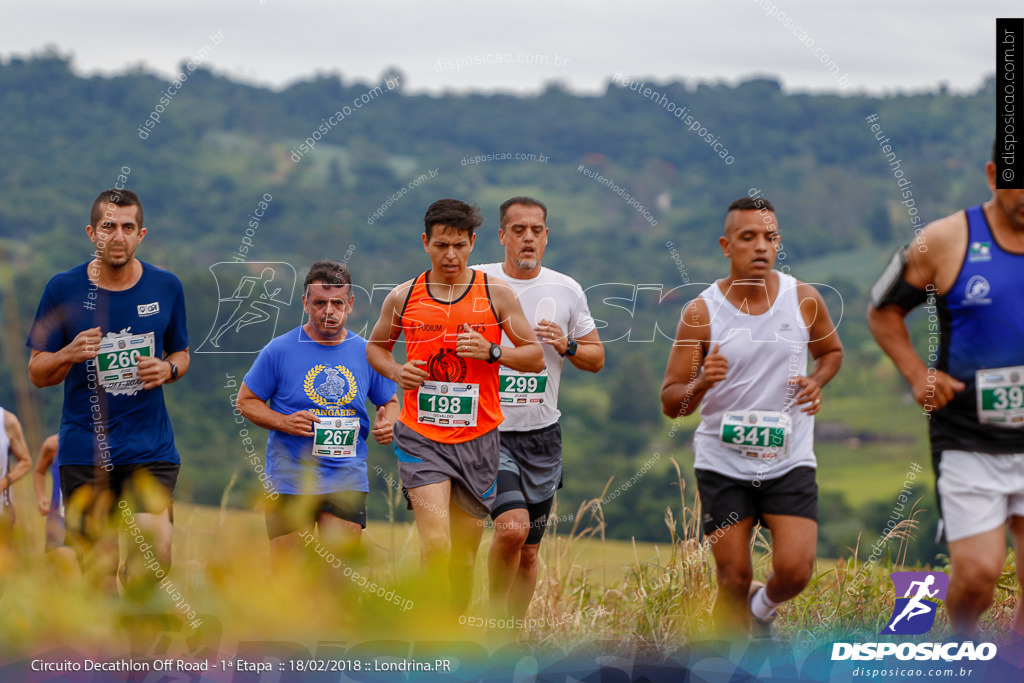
[977,366,1024,427]
[417,382,479,427]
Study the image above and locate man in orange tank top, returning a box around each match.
[368,198,544,613]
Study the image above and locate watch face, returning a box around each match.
[490,343,502,361]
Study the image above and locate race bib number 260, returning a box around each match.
[97,331,154,396]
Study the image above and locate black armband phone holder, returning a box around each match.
[869,245,929,310]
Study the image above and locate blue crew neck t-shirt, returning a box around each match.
[27,261,189,467]
[242,326,396,495]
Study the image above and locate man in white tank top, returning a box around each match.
[660,196,843,639]
[0,407,34,531]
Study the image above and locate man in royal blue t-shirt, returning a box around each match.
[27,188,189,592]
[237,260,398,567]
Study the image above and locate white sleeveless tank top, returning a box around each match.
[0,408,11,510]
[692,272,816,480]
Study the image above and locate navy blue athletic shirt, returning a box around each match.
[931,205,1024,454]
[27,261,188,467]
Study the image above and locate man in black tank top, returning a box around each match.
[868,141,1024,637]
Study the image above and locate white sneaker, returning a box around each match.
[748,581,778,641]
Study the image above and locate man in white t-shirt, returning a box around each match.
[660,196,843,639]
[477,196,605,619]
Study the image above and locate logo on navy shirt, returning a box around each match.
[962,275,992,306]
[968,241,991,262]
[137,302,160,317]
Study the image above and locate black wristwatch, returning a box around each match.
[168,361,179,381]
[562,338,578,357]
[487,343,502,364]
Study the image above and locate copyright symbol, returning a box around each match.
[1003,168,1015,183]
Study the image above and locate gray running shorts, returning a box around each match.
[393,421,500,519]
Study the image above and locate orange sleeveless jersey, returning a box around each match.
[397,269,504,442]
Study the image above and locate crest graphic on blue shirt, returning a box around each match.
[881,571,948,635]
[304,364,357,408]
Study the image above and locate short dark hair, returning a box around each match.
[90,189,144,228]
[423,198,484,238]
[727,196,775,213]
[303,259,352,292]
[499,196,548,228]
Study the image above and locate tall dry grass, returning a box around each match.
[0,459,1018,663]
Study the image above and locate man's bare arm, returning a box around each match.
[661,299,724,417]
[28,326,103,387]
[367,282,426,391]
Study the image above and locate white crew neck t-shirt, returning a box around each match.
[475,263,596,432]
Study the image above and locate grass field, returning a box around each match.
[0,478,1018,668]
[815,441,925,507]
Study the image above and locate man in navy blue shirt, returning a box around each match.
[237,260,398,568]
[28,188,189,592]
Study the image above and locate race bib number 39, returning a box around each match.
[977,366,1024,427]
[312,417,360,458]
[720,410,792,459]
[498,366,547,405]
[417,382,478,427]
[97,331,154,396]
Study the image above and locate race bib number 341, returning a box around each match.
[97,331,154,396]
[977,366,1024,427]
[312,417,360,458]
[418,382,478,427]
[720,410,792,459]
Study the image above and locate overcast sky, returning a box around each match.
[1,0,1017,95]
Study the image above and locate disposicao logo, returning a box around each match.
[831,570,997,663]
[882,571,948,635]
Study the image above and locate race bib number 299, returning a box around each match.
[498,366,547,405]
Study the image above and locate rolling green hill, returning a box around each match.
[0,52,993,563]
